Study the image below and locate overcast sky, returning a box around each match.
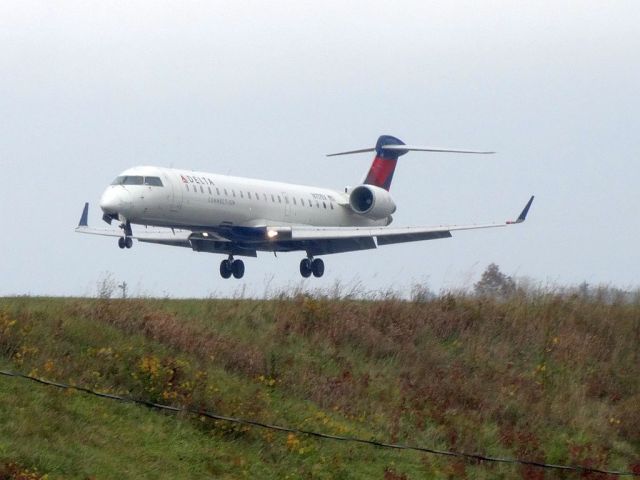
[1,1,639,297]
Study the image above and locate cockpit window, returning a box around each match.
[111,176,143,186]
[111,175,163,186]
[144,176,163,187]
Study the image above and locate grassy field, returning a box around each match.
[0,290,639,479]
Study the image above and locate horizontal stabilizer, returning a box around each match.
[326,147,376,157]
[329,135,495,190]
[382,145,494,155]
[327,145,494,157]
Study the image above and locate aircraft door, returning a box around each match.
[165,173,183,212]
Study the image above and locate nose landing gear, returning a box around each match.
[117,220,133,249]
[220,256,245,279]
[300,257,324,278]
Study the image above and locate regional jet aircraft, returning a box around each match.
[76,135,534,279]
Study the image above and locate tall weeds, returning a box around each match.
[0,287,638,478]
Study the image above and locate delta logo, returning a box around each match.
[181,175,215,186]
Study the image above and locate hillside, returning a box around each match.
[0,293,639,479]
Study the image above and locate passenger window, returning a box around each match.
[208,187,212,194]
[330,203,334,210]
[200,186,204,193]
[216,187,220,195]
[278,195,282,203]
[293,198,297,205]
[247,192,251,199]
[271,194,275,202]
[323,202,327,209]
[308,199,312,207]
[240,191,244,198]
[232,190,236,197]
[285,197,289,204]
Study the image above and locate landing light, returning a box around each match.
[267,230,278,239]
[202,232,209,237]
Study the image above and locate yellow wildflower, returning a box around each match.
[43,360,54,373]
[139,355,161,377]
[286,433,300,450]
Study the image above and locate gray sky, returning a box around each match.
[1,1,639,297]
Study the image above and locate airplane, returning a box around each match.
[76,135,534,279]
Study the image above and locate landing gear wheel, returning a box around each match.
[118,237,126,249]
[231,260,245,279]
[311,258,324,278]
[124,237,133,249]
[299,258,312,278]
[220,259,232,279]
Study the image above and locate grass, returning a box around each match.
[0,362,253,479]
[0,290,639,479]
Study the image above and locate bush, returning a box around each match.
[474,263,516,299]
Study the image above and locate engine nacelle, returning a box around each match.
[349,184,397,220]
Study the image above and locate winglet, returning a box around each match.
[78,202,89,228]
[507,196,534,224]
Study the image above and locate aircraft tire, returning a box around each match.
[232,259,245,279]
[311,258,324,278]
[220,259,232,279]
[300,258,312,278]
[125,237,133,249]
[118,237,126,249]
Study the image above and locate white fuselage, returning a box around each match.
[99,166,391,230]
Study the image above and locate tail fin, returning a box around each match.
[327,135,494,191]
[363,135,407,191]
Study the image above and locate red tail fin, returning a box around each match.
[363,135,407,191]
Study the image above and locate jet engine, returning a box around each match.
[349,184,396,220]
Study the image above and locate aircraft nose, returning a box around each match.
[99,188,122,214]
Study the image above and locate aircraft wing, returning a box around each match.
[74,203,255,254]
[75,202,200,247]
[76,228,194,247]
[263,196,534,255]
[75,196,533,256]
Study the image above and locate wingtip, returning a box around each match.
[78,202,89,228]
[514,195,534,224]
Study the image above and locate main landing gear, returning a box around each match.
[117,236,133,249]
[300,257,324,278]
[220,256,245,279]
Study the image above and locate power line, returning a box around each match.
[1,369,638,477]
